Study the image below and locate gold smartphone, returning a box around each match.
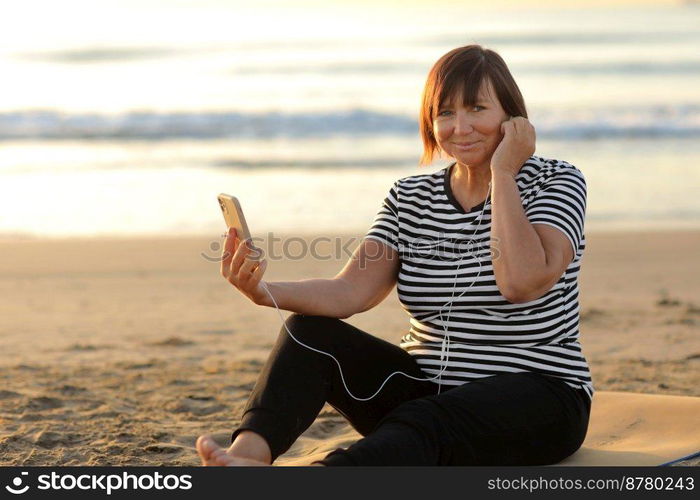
[217,193,252,242]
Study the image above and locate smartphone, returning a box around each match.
[217,193,252,242]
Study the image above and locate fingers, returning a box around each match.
[220,227,238,276]
[221,229,251,280]
[221,232,267,295]
[249,258,268,288]
[230,238,253,276]
[237,254,259,282]
[238,252,267,281]
[512,116,526,134]
[502,116,535,140]
[232,258,267,300]
[232,257,268,304]
[511,118,536,156]
[511,116,532,130]
[501,120,515,135]
[512,117,535,142]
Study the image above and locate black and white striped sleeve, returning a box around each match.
[364,181,400,251]
[526,165,587,256]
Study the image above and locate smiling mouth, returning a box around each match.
[453,141,479,149]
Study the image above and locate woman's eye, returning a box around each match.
[473,105,485,112]
[438,110,452,117]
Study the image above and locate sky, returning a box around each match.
[2,0,686,50]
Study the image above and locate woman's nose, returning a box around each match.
[454,111,474,135]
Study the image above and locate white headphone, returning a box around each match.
[260,179,492,401]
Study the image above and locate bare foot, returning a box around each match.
[196,435,270,466]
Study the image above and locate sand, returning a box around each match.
[0,230,698,466]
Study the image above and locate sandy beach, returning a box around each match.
[1,229,698,466]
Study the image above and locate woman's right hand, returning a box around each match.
[220,227,270,306]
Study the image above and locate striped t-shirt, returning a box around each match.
[365,155,594,400]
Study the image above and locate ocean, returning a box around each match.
[1,0,699,239]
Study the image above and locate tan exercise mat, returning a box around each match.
[277,391,700,466]
[558,391,700,466]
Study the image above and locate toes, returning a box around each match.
[196,434,269,467]
[210,448,234,466]
[196,435,219,465]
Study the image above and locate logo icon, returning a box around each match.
[5,472,29,494]
[200,236,229,262]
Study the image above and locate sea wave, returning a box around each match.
[424,29,700,48]
[16,29,700,64]
[1,105,699,141]
[230,60,700,77]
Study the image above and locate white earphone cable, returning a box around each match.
[258,180,491,401]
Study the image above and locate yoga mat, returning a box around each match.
[278,391,700,466]
[557,391,700,466]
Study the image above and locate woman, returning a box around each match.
[196,44,593,466]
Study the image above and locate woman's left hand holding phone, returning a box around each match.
[220,227,271,306]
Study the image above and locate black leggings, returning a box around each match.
[231,314,592,466]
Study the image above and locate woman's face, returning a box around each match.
[433,79,510,170]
